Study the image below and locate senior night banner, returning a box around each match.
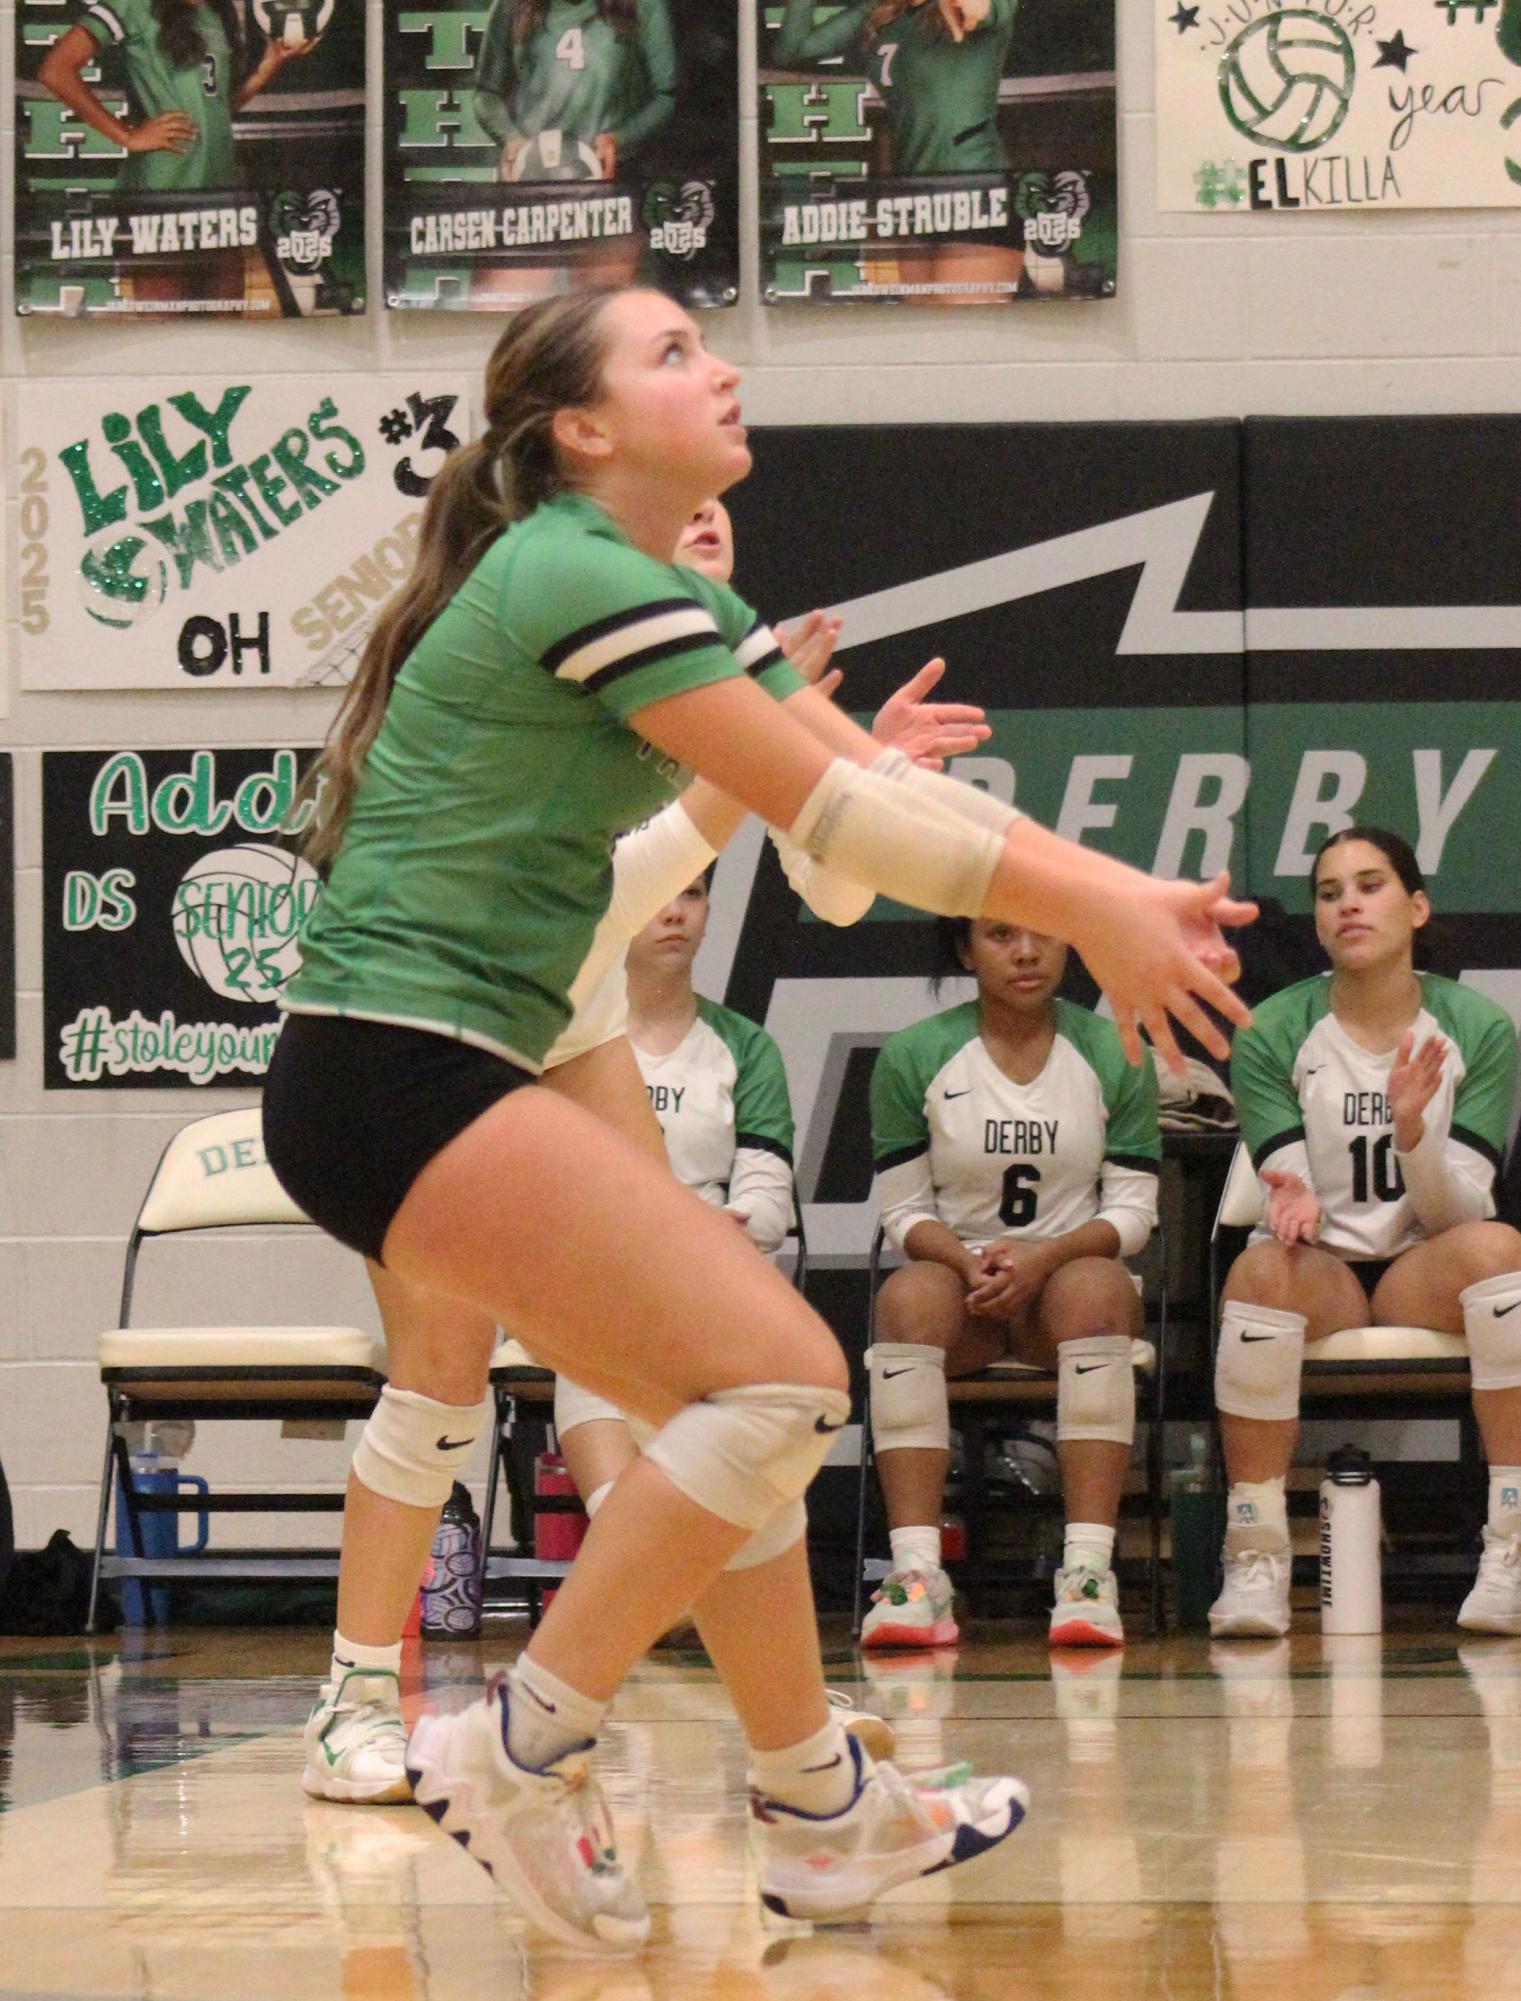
[384,0,739,312]
[42,748,317,1088]
[1156,0,1521,212]
[14,0,366,318]
[757,0,1117,303]
[15,374,471,691]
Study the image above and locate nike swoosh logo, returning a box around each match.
[1496,1302,1521,1318]
[802,1753,843,1773]
[944,1089,972,1100]
[437,1435,474,1450]
[521,1684,557,1715]
[334,1656,355,1669]
[1241,1333,1276,1342]
[1074,1363,1110,1375]
[1304,1066,1324,1076]
[882,1367,917,1380]
[814,1416,845,1433]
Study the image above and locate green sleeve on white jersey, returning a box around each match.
[700,999,795,1163]
[1423,977,1519,1167]
[502,528,758,722]
[870,1003,978,1168]
[1231,978,1327,1171]
[1052,999,1161,1168]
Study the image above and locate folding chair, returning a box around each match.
[480,1214,811,1618]
[851,1222,1168,1638]
[86,1107,384,1633]
[1208,1140,1477,1588]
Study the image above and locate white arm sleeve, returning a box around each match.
[766,827,876,926]
[608,799,719,940]
[727,1146,795,1256]
[875,1153,939,1258]
[1095,1163,1160,1260]
[1394,1123,1495,1233]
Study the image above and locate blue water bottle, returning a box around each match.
[420,1482,483,1638]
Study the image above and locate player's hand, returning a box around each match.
[264,34,318,67]
[594,131,618,179]
[938,0,991,41]
[777,609,843,685]
[871,657,990,771]
[1261,1168,1321,1246]
[1389,1029,1447,1151]
[1083,872,1256,1074]
[965,1238,1053,1318]
[501,135,526,180]
[127,111,196,153]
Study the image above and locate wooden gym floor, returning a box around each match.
[2,1616,1520,2000]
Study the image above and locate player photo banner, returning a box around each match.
[14,0,366,318]
[383,0,739,313]
[15,374,472,692]
[42,748,319,1089]
[1156,0,1521,212]
[757,0,1118,304]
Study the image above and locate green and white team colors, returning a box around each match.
[283,491,804,1067]
[634,997,796,1254]
[82,0,238,192]
[774,0,1018,176]
[870,999,1161,1256]
[472,0,677,161]
[1232,974,1518,1262]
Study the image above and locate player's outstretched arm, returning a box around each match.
[628,673,1254,1069]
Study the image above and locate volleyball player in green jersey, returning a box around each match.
[39,0,313,302]
[773,0,1025,299]
[264,284,1252,1951]
[1211,827,1521,1641]
[865,919,1159,1651]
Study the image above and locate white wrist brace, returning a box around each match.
[786,756,1006,918]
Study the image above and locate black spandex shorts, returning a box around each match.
[1346,1257,1396,1298]
[262,1012,536,1263]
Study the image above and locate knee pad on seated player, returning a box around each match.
[1462,1272,1521,1391]
[554,1374,625,1439]
[642,1382,851,1532]
[1215,1302,1306,1422]
[1057,1333,1135,1445]
[723,1498,808,1571]
[351,1384,491,1509]
[868,1343,949,1453]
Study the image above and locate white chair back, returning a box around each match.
[1215,1142,1265,1232]
[137,1107,313,1235]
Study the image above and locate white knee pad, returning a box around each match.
[553,1374,625,1439]
[351,1384,492,1509]
[869,1343,950,1454]
[1215,1302,1306,1422]
[642,1381,851,1532]
[1057,1334,1135,1446]
[724,1498,808,1571]
[1463,1272,1521,1391]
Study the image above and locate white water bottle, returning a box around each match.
[1320,1445,1382,1635]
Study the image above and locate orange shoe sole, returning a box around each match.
[860,1616,960,1650]
[1048,1617,1124,1649]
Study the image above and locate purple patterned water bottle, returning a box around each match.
[420,1482,483,1638]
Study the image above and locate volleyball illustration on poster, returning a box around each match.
[13,0,366,318]
[1156,0,1521,212]
[383,0,738,312]
[14,374,472,691]
[756,0,1119,304]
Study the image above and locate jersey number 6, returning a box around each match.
[999,1162,1041,1229]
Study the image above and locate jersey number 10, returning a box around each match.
[1348,1133,1405,1205]
[999,1162,1041,1229]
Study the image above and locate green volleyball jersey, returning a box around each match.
[634,996,796,1252]
[284,491,804,1069]
[473,0,676,159]
[81,0,238,192]
[774,0,1018,176]
[870,997,1160,1256]
[1231,973,1518,1260]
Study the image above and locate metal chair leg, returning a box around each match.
[86,1412,118,1637]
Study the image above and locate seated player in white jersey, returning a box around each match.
[1212,826,1521,1640]
[865,916,1161,1650]
[303,497,986,1801]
